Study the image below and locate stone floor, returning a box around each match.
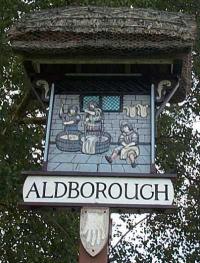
[47,144,151,173]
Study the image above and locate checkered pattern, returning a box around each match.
[83,96,100,109]
[102,96,120,111]
[82,95,121,112]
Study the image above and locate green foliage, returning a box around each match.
[0,208,79,263]
[0,0,200,262]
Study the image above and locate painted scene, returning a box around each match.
[47,94,151,173]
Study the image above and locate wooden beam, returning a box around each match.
[23,57,174,65]
[64,73,142,77]
[32,62,40,73]
[21,170,177,178]
[125,64,131,74]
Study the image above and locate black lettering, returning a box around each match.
[68,182,79,198]
[125,183,139,200]
[80,182,95,198]
[108,183,122,199]
[54,182,67,198]
[155,184,169,201]
[25,182,40,198]
[42,182,53,198]
[140,184,154,200]
[96,182,107,199]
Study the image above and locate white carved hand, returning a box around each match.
[81,212,106,246]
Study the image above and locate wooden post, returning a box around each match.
[79,243,108,263]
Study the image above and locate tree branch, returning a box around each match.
[111,214,151,251]
[2,90,31,135]
[18,116,47,125]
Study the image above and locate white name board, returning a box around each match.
[23,176,174,207]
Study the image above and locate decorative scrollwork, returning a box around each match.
[156,80,172,103]
[35,80,50,102]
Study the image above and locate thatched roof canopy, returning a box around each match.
[8,6,197,102]
[8,6,196,56]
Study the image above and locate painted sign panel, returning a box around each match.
[47,93,151,174]
[23,176,174,207]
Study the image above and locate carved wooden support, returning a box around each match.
[35,79,50,102]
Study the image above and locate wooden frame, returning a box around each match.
[19,201,177,212]
[21,170,176,179]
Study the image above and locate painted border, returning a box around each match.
[43,84,55,169]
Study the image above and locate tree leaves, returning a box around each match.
[0,0,200,262]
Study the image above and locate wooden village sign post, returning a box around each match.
[8,6,196,262]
